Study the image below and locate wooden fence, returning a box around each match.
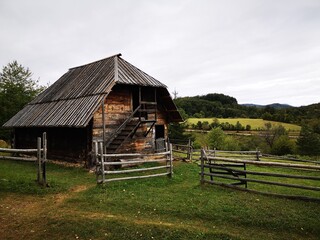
[0,132,47,186]
[200,149,320,201]
[94,141,173,184]
[171,139,193,161]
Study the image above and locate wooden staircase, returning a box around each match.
[105,102,157,153]
[106,118,140,153]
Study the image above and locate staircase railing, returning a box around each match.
[105,105,141,148]
[104,101,158,152]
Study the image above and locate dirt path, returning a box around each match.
[0,184,93,239]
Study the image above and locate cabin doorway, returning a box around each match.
[155,125,165,139]
[155,125,166,152]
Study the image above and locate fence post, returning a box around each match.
[200,149,205,184]
[190,140,193,161]
[42,132,47,186]
[256,148,260,161]
[187,139,193,161]
[37,137,42,184]
[168,143,173,178]
[99,142,105,183]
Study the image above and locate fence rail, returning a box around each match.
[94,141,173,184]
[0,132,47,186]
[171,139,193,161]
[199,149,320,201]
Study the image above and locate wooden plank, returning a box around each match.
[207,170,246,176]
[172,144,189,148]
[261,154,320,164]
[205,163,245,168]
[102,151,170,158]
[37,137,41,183]
[0,148,39,153]
[209,156,320,170]
[103,158,168,165]
[205,165,320,180]
[203,173,320,191]
[0,156,37,162]
[203,180,320,202]
[98,172,169,183]
[208,150,259,154]
[169,143,173,178]
[172,149,188,154]
[105,165,168,174]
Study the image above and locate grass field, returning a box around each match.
[187,118,301,132]
[1,159,319,240]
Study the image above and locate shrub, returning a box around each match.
[271,135,296,155]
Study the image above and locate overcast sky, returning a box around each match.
[1,0,319,106]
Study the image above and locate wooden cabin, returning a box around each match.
[3,54,182,166]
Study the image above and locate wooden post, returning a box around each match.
[102,99,106,153]
[168,143,173,178]
[139,87,141,121]
[99,142,105,183]
[189,140,193,161]
[154,88,157,121]
[200,149,205,184]
[42,132,47,186]
[94,141,98,165]
[186,139,191,160]
[256,148,260,161]
[37,137,42,184]
[244,163,247,188]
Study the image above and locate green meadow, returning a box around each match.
[0,159,319,240]
[187,118,301,132]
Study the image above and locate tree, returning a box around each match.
[0,61,44,139]
[207,127,226,150]
[297,124,320,156]
[168,122,194,143]
[263,123,287,149]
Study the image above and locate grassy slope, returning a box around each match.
[187,118,301,132]
[0,160,319,240]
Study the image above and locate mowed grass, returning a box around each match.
[0,159,320,240]
[187,118,301,132]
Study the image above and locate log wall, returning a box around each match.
[15,125,91,164]
[93,85,168,153]
[93,86,132,140]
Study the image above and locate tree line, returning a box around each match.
[174,94,320,124]
[191,119,251,131]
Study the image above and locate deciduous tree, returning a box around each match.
[0,61,45,139]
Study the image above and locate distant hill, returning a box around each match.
[241,103,293,109]
[174,93,319,123]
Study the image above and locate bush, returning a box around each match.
[224,136,241,151]
[0,139,8,148]
[271,135,296,155]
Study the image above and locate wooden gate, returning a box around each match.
[199,149,320,201]
[94,141,173,184]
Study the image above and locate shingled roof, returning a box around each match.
[4,54,182,128]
